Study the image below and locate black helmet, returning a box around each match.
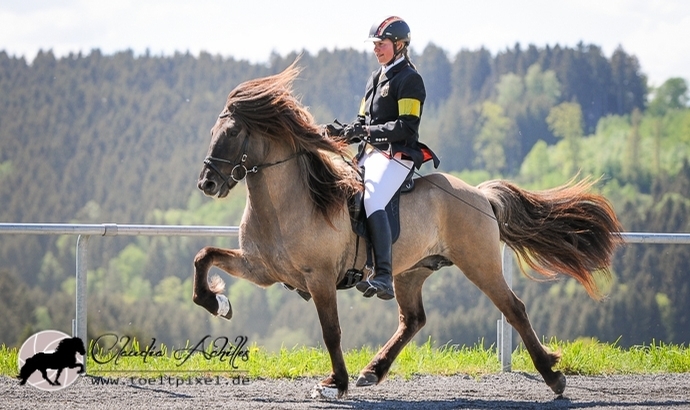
[367,16,411,45]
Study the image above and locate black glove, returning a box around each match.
[324,120,344,137]
[342,123,368,144]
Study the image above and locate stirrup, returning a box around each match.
[355,274,394,300]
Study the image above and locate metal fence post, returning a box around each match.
[498,243,513,372]
[75,234,90,370]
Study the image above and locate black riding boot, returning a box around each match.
[356,209,395,300]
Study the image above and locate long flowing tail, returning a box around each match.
[18,358,36,385]
[478,178,623,299]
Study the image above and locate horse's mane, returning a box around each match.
[55,337,84,354]
[226,60,360,222]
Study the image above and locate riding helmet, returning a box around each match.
[367,16,411,45]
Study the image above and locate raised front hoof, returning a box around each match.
[547,371,567,395]
[215,294,233,320]
[355,372,379,387]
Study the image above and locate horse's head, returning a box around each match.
[56,337,86,356]
[197,62,359,221]
[197,110,260,198]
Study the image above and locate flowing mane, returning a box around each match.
[225,62,360,221]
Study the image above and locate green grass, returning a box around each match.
[2,338,689,380]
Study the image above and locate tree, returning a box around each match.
[451,48,492,103]
[416,43,452,109]
[546,102,584,175]
[623,108,642,181]
[494,64,561,173]
[0,269,44,347]
[648,78,689,116]
[474,101,513,174]
[610,46,647,115]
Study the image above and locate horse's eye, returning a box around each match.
[228,129,239,138]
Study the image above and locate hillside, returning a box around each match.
[0,44,688,350]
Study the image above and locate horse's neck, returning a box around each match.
[243,156,312,234]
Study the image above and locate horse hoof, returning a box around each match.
[310,384,340,399]
[215,294,233,320]
[548,371,567,395]
[355,372,378,387]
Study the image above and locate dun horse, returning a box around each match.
[193,63,623,398]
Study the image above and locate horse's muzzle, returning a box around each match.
[197,177,217,195]
[197,176,231,198]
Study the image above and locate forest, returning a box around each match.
[0,42,689,352]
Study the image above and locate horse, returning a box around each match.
[193,62,623,399]
[18,337,86,386]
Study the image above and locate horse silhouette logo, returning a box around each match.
[17,330,85,391]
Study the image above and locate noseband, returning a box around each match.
[203,134,305,188]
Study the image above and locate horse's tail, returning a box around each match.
[478,178,624,300]
[18,357,37,384]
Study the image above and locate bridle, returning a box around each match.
[203,133,305,188]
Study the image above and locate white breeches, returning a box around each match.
[360,149,414,217]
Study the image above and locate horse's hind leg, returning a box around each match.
[39,369,57,386]
[356,268,432,387]
[461,254,566,394]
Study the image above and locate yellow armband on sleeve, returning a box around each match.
[398,98,421,117]
[358,98,366,117]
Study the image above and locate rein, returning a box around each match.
[362,142,498,222]
[204,134,306,187]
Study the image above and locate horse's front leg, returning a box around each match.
[71,363,85,374]
[192,246,243,319]
[357,268,431,387]
[309,282,348,398]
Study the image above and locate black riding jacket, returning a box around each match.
[355,59,439,169]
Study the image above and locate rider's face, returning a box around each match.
[373,39,395,65]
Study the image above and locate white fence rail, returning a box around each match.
[497,232,690,371]
[2,223,689,372]
[0,223,238,353]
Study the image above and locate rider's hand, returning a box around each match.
[342,123,368,144]
[324,120,344,137]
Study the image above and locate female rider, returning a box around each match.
[342,16,439,300]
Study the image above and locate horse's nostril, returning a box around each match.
[199,179,217,193]
[203,180,216,192]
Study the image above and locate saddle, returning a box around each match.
[347,176,414,245]
[338,170,415,288]
[284,169,416,301]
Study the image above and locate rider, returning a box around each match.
[341,16,439,300]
